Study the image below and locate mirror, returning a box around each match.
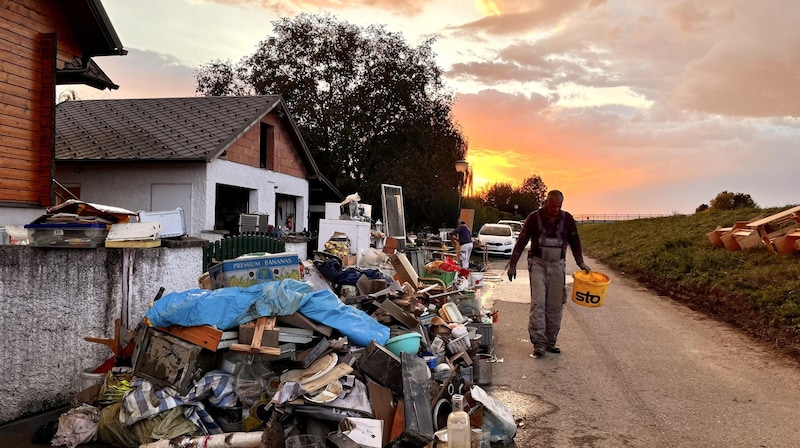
[381,184,406,242]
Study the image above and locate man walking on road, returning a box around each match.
[507,190,590,358]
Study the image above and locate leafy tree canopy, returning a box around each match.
[474,175,547,222]
[194,13,467,228]
[708,191,758,211]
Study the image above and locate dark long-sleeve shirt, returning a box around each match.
[509,209,585,269]
[450,224,472,245]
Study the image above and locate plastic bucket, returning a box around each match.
[472,354,493,385]
[286,434,323,448]
[469,271,484,289]
[571,271,611,307]
[81,368,104,391]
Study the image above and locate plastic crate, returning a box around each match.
[425,270,457,286]
[467,322,494,350]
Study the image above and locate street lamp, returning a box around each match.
[455,160,468,222]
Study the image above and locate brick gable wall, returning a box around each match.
[222,114,308,178]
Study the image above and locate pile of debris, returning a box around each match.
[49,251,515,448]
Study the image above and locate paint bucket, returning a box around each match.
[469,271,484,289]
[81,368,104,391]
[571,270,611,307]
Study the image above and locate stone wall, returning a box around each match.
[0,244,204,424]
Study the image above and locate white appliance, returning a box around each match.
[317,219,371,265]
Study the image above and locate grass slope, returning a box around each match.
[579,207,800,359]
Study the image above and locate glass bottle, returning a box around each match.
[447,394,471,448]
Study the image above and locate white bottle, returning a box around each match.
[447,394,471,448]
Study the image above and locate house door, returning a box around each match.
[275,195,296,232]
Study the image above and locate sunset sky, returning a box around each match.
[64,0,800,215]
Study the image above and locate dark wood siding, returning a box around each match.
[0,0,84,206]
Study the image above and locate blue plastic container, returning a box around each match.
[385,332,422,357]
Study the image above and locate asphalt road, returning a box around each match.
[480,249,800,447]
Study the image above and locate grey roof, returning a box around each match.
[55,95,344,200]
[56,95,284,162]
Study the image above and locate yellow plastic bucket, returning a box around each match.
[571,270,611,307]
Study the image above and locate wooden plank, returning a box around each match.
[156,324,224,352]
[231,316,280,355]
[105,239,162,248]
[746,205,800,228]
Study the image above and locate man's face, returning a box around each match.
[545,196,563,218]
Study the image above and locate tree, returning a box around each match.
[709,191,758,211]
[194,13,467,228]
[477,175,547,218]
[516,175,547,215]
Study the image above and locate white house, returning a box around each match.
[54,95,341,239]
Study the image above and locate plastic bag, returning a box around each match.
[51,404,100,448]
[235,360,278,431]
[470,385,517,444]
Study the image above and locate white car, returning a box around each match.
[475,223,515,257]
[498,219,523,239]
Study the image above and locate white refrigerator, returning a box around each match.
[317,219,372,265]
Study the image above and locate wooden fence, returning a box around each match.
[202,232,286,272]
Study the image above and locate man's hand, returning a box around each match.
[507,266,516,282]
[579,263,591,272]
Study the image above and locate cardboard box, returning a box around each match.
[209,252,300,289]
[389,253,418,287]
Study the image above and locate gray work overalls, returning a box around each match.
[527,212,566,350]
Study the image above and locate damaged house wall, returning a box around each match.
[0,244,203,424]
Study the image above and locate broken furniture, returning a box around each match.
[745,205,800,254]
[231,316,281,356]
[389,253,448,294]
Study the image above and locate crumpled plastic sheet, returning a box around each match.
[146,279,311,330]
[146,279,390,347]
[470,385,517,444]
[51,404,100,448]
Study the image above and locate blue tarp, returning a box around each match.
[146,279,389,346]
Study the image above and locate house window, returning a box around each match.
[260,123,274,169]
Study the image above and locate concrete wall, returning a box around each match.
[0,244,203,424]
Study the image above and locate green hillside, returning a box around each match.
[579,207,800,359]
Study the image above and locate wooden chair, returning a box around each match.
[772,229,800,255]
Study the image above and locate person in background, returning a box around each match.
[450,221,473,269]
[507,190,590,359]
[286,214,294,232]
